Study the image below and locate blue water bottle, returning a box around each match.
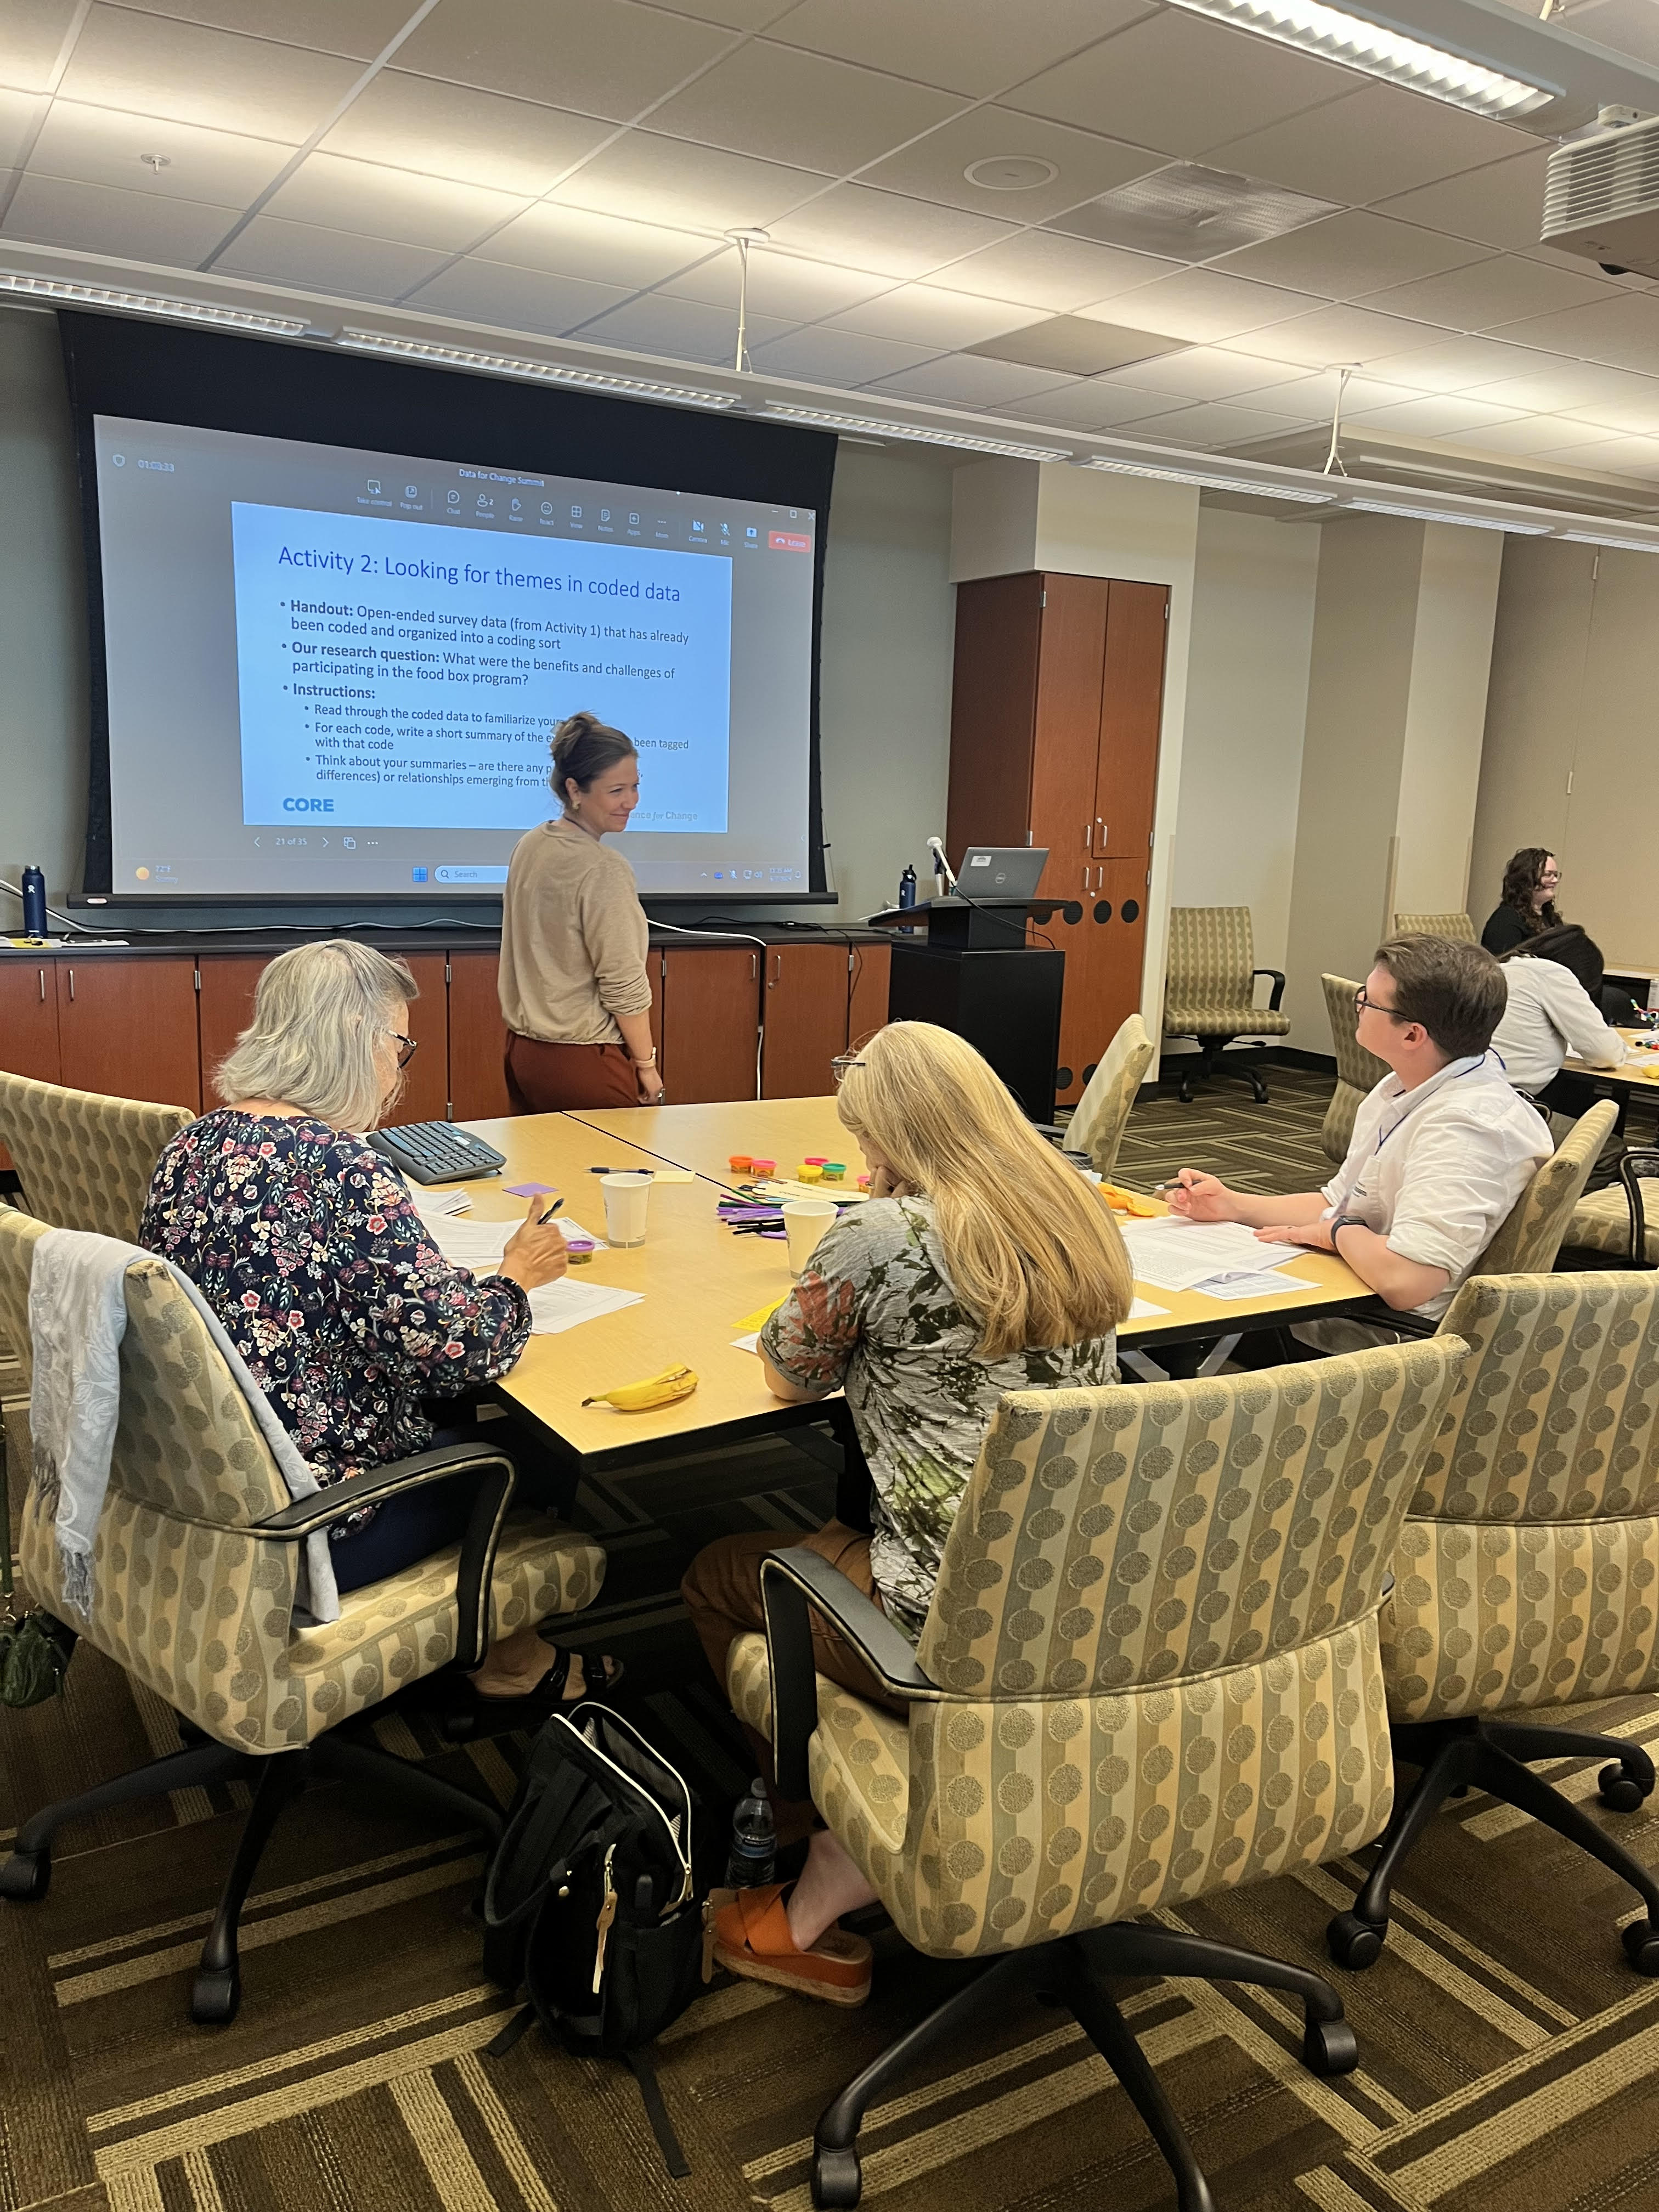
[898,863,917,911]
[20,866,47,939]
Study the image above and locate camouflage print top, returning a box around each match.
[759,1196,1118,1640]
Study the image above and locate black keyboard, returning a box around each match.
[369,1121,507,1184]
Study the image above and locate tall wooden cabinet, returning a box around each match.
[945,572,1167,1105]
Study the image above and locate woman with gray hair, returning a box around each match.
[139,940,617,1715]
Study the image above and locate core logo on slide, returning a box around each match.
[231,501,733,835]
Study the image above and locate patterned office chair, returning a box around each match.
[1390,911,1477,943]
[1567,1147,1659,1265]
[1161,907,1289,1104]
[1051,1012,1154,1175]
[0,1070,193,1242]
[1319,974,1390,1165]
[1326,1273,1659,1977]
[0,1207,606,2024]
[1478,1099,1616,1275]
[730,1342,1468,2210]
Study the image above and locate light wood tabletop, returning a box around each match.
[568,1096,861,1192]
[1566,1032,1659,1088]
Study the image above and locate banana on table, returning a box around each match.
[582,1363,699,1412]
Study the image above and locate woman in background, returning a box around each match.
[683,1021,1133,2007]
[498,710,665,1113]
[1482,847,1563,955]
[1493,923,1627,1115]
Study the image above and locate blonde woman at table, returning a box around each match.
[498,709,665,1113]
[682,1020,1133,2007]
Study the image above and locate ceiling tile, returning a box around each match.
[647,43,962,175]
[1472,362,1659,410]
[1099,345,1324,401]
[0,89,46,168]
[857,106,1160,224]
[1047,161,1338,260]
[394,0,735,125]
[1534,434,1659,478]
[1211,210,1493,300]
[1228,362,1414,414]
[318,74,614,197]
[1084,265,1323,341]
[1364,255,1618,331]
[938,229,1182,311]
[26,99,293,201]
[1492,292,1659,371]
[479,201,713,287]
[261,153,530,252]
[0,0,78,93]
[213,213,454,299]
[1330,334,1543,389]
[823,284,1037,348]
[763,182,1017,278]
[1,170,240,258]
[655,0,791,22]
[745,325,945,384]
[1373,147,1551,252]
[1238,301,1465,366]
[969,313,1186,373]
[1011,378,1190,428]
[1209,83,1536,207]
[1136,398,1311,445]
[765,0,1154,99]
[1342,392,1529,437]
[563,292,792,360]
[660,245,893,319]
[114,1,419,59]
[1561,392,1659,435]
[1005,14,1354,161]
[863,353,1082,405]
[548,132,828,230]
[56,6,363,138]
[1440,413,1638,454]
[401,259,632,335]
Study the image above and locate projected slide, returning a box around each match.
[231,504,732,832]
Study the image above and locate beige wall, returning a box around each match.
[1474,536,1658,964]
[1393,524,1504,919]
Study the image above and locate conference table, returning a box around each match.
[435,1098,1374,1474]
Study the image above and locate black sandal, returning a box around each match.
[441,1646,625,1742]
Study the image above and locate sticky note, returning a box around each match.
[646,1166,695,1183]
[506,1182,557,1198]
[735,1295,788,1333]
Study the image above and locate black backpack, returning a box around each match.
[481,1702,709,2176]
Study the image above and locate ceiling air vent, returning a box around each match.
[1542,112,1659,278]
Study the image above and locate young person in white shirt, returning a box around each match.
[1492,923,1626,1107]
[1169,935,1553,1327]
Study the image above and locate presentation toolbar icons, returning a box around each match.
[448,490,460,505]
[366,478,381,494]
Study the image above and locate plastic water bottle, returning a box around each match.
[725,1777,777,1888]
[20,866,46,940]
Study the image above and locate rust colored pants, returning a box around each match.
[505,1032,638,1112]
[680,1519,903,1842]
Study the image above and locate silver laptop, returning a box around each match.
[957,845,1049,900]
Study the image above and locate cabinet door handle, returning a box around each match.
[38,967,46,1001]
[67,968,75,1001]
[769,952,780,989]
[752,952,758,980]
[1084,821,1092,851]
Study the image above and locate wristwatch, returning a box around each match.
[1327,1214,1365,1252]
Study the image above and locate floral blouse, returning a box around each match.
[759,1196,1117,1640]
[140,1110,531,1531]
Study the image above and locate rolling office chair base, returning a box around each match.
[1327,1716,1659,1976]
[1171,1040,1271,1107]
[807,1920,1357,2212]
[0,1719,504,2027]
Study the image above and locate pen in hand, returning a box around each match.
[537,1198,565,1224]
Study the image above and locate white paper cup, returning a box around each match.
[601,1171,652,1247]
[783,1199,837,1279]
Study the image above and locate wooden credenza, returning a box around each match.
[945,572,1169,1106]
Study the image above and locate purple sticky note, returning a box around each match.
[506,1181,558,1198]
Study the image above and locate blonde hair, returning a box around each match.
[836,1022,1132,1357]
[217,941,417,1133]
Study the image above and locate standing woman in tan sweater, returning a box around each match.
[498,711,665,1112]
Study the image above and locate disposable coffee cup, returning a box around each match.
[601,1171,652,1248]
[782,1199,837,1279]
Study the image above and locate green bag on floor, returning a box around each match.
[0,1449,74,1708]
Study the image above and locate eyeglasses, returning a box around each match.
[388,1031,419,1068]
[1354,989,1409,1023]
[831,1053,864,1088]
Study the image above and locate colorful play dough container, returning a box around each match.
[798,1164,823,1182]
[728,1154,753,1173]
[751,1158,776,1177]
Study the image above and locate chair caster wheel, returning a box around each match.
[1327,1910,1386,1971]
[1622,1920,1659,1975]
[0,1848,51,1901]
[811,2144,862,2208]
[1302,2016,1359,2076]
[190,1965,241,2024]
[1600,1764,1650,1813]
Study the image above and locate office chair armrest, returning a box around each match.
[1618,1149,1659,1266]
[760,1548,939,1801]
[252,1441,519,1669]
[1253,968,1286,1012]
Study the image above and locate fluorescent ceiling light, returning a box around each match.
[1559,530,1659,553]
[0,269,307,335]
[764,402,1069,461]
[1347,497,1550,533]
[1082,455,1334,503]
[337,329,740,411]
[1163,0,1553,119]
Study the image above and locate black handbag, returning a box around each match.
[0,1447,75,1708]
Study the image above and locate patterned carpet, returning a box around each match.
[7,1063,1659,2212]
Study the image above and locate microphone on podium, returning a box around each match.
[926,836,957,894]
